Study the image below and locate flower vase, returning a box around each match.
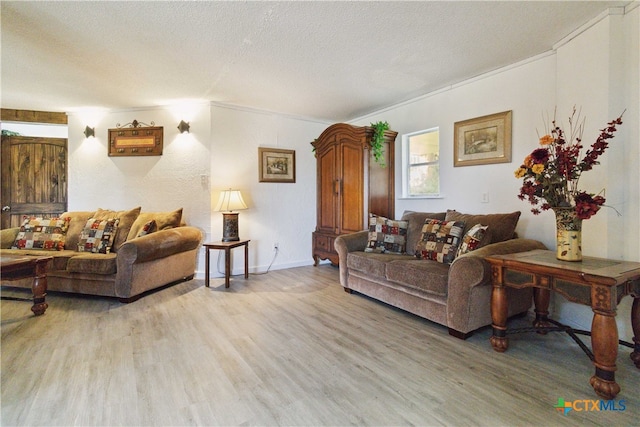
[552,207,582,261]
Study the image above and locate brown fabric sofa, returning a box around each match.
[334,210,547,339]
[0,207,203,302]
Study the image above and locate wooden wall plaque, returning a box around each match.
[108,123,163,156]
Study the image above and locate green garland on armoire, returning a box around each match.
[370,121,390,167]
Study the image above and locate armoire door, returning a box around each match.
[316,142,338,235]
[339,140,365,234]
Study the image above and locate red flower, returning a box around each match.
[574,192,605,220]
[530,148,550,164]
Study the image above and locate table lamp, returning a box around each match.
[214,189,247,241]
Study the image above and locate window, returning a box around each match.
[402,127,439,197]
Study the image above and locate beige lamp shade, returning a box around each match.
[214,189,247,241]
[214,189,247,212]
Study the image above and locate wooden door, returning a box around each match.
[1,135,68,228]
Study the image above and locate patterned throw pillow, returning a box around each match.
[137,219,157,237]
[77,218,120,254]
[364,215,409,254]
[93,206,141,252]
[11,217,70,251]
[456,224,489,257]
[414,219,466,264]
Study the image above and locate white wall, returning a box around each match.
[67,104,213,274]
[208,104,327,274]
[351,6,639,341]
[353,53,558,250]
[552,8,640,340]
[623,4,640,262]
[67,103,328,280]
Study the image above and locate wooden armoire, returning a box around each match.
[312,123,397,265]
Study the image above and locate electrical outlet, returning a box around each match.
[481,192,489,203]
[273,242,279,250]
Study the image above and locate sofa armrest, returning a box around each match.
[117,226,203,265]
[334,231,368,255]
[446,238,547,333]
[334,230,368,288]
[449,238,548,292]
[0,227,19,249]
[464,238,548,259]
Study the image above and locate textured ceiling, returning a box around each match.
[0,1,630,122]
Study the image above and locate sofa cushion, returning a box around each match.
[127,208,183,240]
[137,219,157,237]
[456,223,490,257]
[415,219,465,264]
[11,217,70,251]
[347,251,410,279]
[385,259,450,297]
[60,211,97,252]
[50,251,78,271]
[445,210,521,244]
[77,218,120,254]
[400,211,447,255]
[93,207,141,251]
[364,215,408,254]
[66,253,117,275]
[0,249,77,270]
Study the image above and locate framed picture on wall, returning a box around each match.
[108,120,163,156]
[258,147,296,183]
[453,110,512,167]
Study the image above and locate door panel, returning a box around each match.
[317,145,337,233]
[340,142,365,234]
[1,136,68,228]
[368,140,394,218]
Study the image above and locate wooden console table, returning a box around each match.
[204,240,250,288]
[1,255,52,315]
[486,249,640,399]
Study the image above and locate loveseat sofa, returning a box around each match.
[0,207,203,302]
[335,210,547,339]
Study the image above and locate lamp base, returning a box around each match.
[221,212,240,242]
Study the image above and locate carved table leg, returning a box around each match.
[490,267,508,352]
[631,296,640,369]
[589,311,620,399]
[31,260,49,316]
[533,287,552,333]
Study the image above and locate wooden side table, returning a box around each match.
[204,240,250,288]
[486,249,640,399]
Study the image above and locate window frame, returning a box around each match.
[401,127,441,199]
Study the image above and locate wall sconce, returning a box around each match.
[83,126,95,138]
[214,189,247,241]
[177,120,190,133]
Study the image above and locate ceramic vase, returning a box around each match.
[552,207,582,261]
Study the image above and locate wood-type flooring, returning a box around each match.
[2,265,638,426]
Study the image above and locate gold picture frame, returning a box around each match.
[258,147,295,183]
[453,110,512,167]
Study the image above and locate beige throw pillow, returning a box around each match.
[127,208,183,240]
